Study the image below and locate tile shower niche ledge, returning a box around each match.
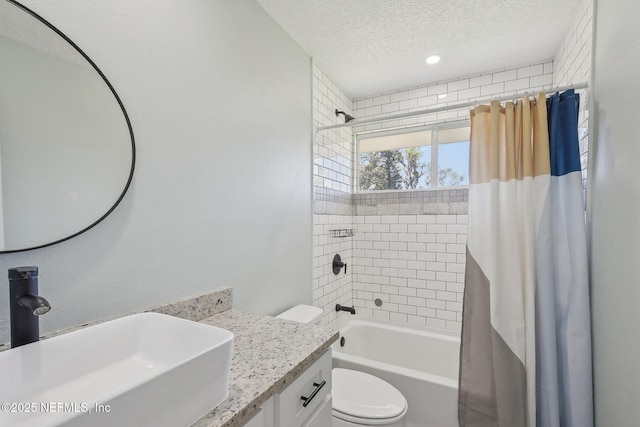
[0,312,234,427]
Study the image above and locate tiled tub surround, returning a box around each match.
[354,188,468,216]
[313,188,469,333]
[352,189,468,332]
[0,288,338,427]
[313,211,354,331]
[312,63,356,330]
[192,310,337,427]
[312,62,354,195]
[314,187,354,216]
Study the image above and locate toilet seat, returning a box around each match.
[332,368,407,425]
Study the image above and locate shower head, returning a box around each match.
[335,109,356,123]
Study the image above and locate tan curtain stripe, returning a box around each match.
[470,92,550,184]
[532,93,550,177]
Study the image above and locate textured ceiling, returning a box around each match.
[256,0,581,99]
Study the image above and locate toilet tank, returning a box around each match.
[276,305,323,325]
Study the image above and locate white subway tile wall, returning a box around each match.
[312,62,354,330]
[352,213,467,331]
[553,0,592,89]
[352,60,554,134]
[313,214,354,330]
[313,62,354,194]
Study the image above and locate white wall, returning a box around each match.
[590,0,640,424]
[0,0,312,343]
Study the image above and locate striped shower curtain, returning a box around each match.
[458,90,593,427]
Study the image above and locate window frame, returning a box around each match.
[355,119,471,193]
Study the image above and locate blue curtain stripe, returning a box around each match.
[547,89,582,176]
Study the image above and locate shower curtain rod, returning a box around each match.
[317,82,589,131]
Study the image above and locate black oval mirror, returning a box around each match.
[0,0,135,253]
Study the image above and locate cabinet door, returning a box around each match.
[301,395,332,427]
[276,350,332,427]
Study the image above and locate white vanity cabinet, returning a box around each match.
[244,350,332,427]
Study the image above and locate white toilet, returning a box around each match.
[277,305,408,427]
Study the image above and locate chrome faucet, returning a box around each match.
[9,266,51,348]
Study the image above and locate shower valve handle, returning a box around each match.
[332,254,347,275]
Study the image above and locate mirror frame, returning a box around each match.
[2,0,136,253]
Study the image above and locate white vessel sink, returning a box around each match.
[0,312,234,427]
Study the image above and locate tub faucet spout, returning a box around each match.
[336,304,356,315]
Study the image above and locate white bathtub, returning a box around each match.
[332,317,460,427]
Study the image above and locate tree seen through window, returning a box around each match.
[359,146,465,191]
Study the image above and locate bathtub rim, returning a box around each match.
[332,315,460,390]
[337,315,461,341]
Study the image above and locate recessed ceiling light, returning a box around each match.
[426,55,441,65]
[438,93,447,99]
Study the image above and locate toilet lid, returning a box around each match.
[332,368,407,420]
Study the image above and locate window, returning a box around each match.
[357,122,470,192]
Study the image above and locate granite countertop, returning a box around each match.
[190,309,338,427]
